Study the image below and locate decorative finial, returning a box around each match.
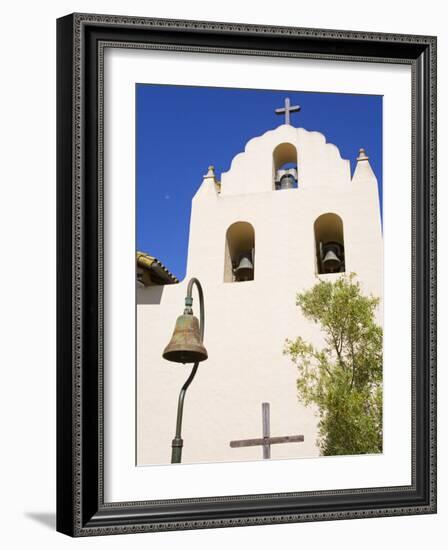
[275,97,301,125]
[204,165,215,178]
[357,148,369,161]
[203,165,221,192]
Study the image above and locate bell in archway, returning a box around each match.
[280,173,295,189]
[234,253,254,282]
[163,314,208,364]
[275,167,298,190]
[322,247,341,273]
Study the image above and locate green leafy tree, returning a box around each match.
[284,273,383,456]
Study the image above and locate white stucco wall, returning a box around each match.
[137,125,382,466]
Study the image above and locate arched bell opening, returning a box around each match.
[314,213,346,274]
[273,142,298,190]
[224,222,255,283]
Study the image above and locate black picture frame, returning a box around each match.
[57,13,437,537]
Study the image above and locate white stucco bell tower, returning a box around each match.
[137,103,383,466]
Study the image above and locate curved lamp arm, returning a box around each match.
[186,278,205,341]
[171,278,205,463]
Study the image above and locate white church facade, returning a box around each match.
[136,104,383,466]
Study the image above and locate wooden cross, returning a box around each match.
[229,402,304,459]
[275,97,301,125]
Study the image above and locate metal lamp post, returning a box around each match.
[162,278,208,463]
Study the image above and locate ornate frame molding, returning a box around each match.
[57,13,437,537]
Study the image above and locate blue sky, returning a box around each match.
[136,85,382,280]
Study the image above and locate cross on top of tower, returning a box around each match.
[275,97,301,125]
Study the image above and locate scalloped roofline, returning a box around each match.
[223,125,347,176]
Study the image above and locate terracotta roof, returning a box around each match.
[136,252,179,286]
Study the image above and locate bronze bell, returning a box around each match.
[280,173,295,189]
[234,253,254,282]
[322,247,341,272]
[163,314,208,364]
